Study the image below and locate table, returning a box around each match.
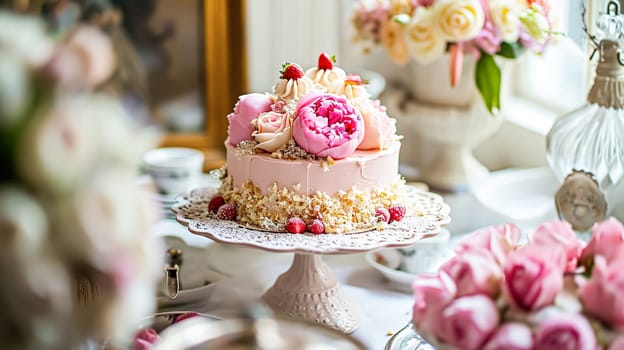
[152,188,544,349]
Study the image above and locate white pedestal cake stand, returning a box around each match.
[172,186,450,334]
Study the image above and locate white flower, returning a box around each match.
[433,0,485,41]
[17,95,98,194]
[0,185,47,259]
[490,0,521,42]
[0,52,30,128]
[406,7,446,64]
[0,11,54,66]
[62,172,160,269]
[519,4,550,44]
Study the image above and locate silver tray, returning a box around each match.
[385,323,436,350]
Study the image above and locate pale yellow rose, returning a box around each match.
[490,0,521,42]
[434,0,485,41]
[406,7,446,64]
[380,20,410,65]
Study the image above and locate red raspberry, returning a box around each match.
[216,203,237,220]
[286,217,306,234]
[307,219,325,234]
[174,312,200,323]
[208,195,225,213]
[388,204,406,222]
[375,207,391,223]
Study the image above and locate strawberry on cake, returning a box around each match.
[212,53,404,234]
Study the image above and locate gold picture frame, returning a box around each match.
[159,0,247,170]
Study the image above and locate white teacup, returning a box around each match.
[143,147,204,196]
[397,229,451,274]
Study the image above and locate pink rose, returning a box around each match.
[412,271,457,335]
[253,111,292,152]
[483,322,534,350]
[438,295,499,350]
[609,335,624,350]
[440,248,502,297]
[581,218,624,268]
[533,311,596,350]
[580,256,624,331]
[502,244,565,311]
[529,220,585,272]
[227,93,273,145]
[355,99,397,150]
[455,223,521,266]
[292,93,364,159]
[133,328,159,350]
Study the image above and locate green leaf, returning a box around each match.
[496,42,525,59]
[475,53,501,115]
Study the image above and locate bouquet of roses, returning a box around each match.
[352,0,553,113]
[412,218,624,350]
[0,12,162,349]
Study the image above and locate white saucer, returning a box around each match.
[365,249,416,293]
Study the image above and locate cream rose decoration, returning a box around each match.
[406,7,446,64]
[490,0,521,42]
[434,0,485,41]
[253,111,292,153]
[380,20,410,65]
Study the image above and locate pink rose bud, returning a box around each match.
[581,217,624,269]
[455,223,521,266]
[483,322,534,350]
[533,311,596,350]
[440,248,502,298]
[356,99,397,150]
[227,93,273,145]
[412,271,457,335]
[292,93,364,159]
[530,220,585,272]
[580,256,624,331]
[438,295,499,350]
[133,328,159,350]
[502,244,565,311]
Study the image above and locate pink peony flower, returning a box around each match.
[473,18,503,55]
[440,248,502,298]
[502,244,565,311]
[455,223,521,266]
[580,256,624,331]
[529,220,585,273]
[412,271,457,335]
[133,328,159,350]
[533,311,596,350]
[356,99,396,150]
[581,217,624,268]
[227,93,273,146]
[482,322,534,350]
[437,295,499,350]
[292,93,364,159]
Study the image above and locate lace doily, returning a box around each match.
[172,186,451,255]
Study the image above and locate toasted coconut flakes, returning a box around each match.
[219,176,405,233]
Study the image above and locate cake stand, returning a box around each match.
[172,186,450,333]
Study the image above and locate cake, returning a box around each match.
[214,53,405,234]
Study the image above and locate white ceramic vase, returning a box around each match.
[397,54,508,191]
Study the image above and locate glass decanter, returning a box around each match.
[546,1,624,231]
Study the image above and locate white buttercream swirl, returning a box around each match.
[305,67,347,88]
[273,76,315,101]
[328,80,370,102]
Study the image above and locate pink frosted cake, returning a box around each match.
[213,53,404,234]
